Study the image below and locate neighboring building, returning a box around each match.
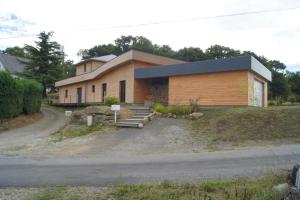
[0,52,27,74]
[55,50,271,107]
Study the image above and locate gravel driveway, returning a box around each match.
[0,106,65,155]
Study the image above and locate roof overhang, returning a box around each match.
[55,50,184,87]
[134,56,272,81]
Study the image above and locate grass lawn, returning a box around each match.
[51,124,116,142]
[17,172,290,200]
[191,106,300,147]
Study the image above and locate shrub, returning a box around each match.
[0,72,23,120]
[153,103,192,115]
[19,79,43,114]
[104,96,119,106]
[189,98,200,112]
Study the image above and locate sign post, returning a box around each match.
[111,105,120,123]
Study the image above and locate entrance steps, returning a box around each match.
[116,107,155,128]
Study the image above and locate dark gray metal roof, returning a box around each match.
[75,54,117,66]
[0,53,28,74]
[134,55,272,81]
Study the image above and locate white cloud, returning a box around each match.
[0,0,299,71]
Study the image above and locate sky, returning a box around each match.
[0,0,299,71]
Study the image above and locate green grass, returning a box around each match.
[153,103,192,115]
[191,106,300,145]
[24,186,105,200]
[52,124,115,142]
[24,173,289,200]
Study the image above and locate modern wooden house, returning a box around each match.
[55,50,271,107]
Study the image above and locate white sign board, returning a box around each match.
[111,104,120,111]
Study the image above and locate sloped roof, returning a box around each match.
[55,50,185,87]
[0,53,28,74]
[135,55,272,81]
[75,54,117,66]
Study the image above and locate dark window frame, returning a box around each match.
[65,90,68,98]
[84,63,86,72]
[92,85,95,93]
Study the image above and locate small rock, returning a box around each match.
[167,113,173,118]
[172,114,177,119]
[273,183,289,193]
[189,112,204,119]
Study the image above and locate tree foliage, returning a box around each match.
[2,46,28,58]
[77,35,298,102]
[22,31,64,95]
[0,72,43,120]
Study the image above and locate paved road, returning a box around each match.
[0,145,299,187]
[0,106,65,152]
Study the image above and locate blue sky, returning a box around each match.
[0,0,299,72]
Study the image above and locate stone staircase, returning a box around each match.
[116,106,155,128]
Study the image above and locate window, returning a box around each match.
[65,90,68,98]
[92,85,95,93]
[84,64,86,72]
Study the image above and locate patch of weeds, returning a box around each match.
[191,106,300,147]
[51,124,116,142]
[153,103,192,115]
[25,186,67,200]
[24,186,106,200]
[192,149,200,153]
[295,138,300,143]
[108,172,288,200]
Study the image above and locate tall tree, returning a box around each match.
[62,60,76,79]
[287,71,300,100]
[153,45,176,58]
[3,46,28,58]
[131,36,153,53]
[206,45,241,59]
[78,44,121,59]
[115,35,137,52]
[23,31,64,96]
[269,72,290,100]
[177,47,208,61]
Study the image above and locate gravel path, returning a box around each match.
[0,106,65,155]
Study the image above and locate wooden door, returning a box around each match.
[102,83,107,102]
[77,88,82,103]
[119,80,126,103]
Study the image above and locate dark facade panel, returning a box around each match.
[134,55,271,81]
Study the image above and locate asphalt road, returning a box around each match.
[0,145,299,187]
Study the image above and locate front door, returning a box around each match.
[253,80,263,107]
[102,83,107,102]
[77,88,82,103]
[119,80,126,103]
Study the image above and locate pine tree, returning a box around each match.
[23,31,64,96]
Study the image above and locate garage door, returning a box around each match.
[253,80,263,107]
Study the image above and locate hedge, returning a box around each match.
[153,103,192,115]
[0,72,23,120]
[0,72,43,120]
[18,79,43,114]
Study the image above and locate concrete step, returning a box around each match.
[134,112,151,116]
[131,116,146,119]
[121,119,143,123]
[116,121,143,128]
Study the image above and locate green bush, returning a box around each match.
[104,96,119,106]
[19,79,43,114]
[0,72,23,120]
[153,103,192,115]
